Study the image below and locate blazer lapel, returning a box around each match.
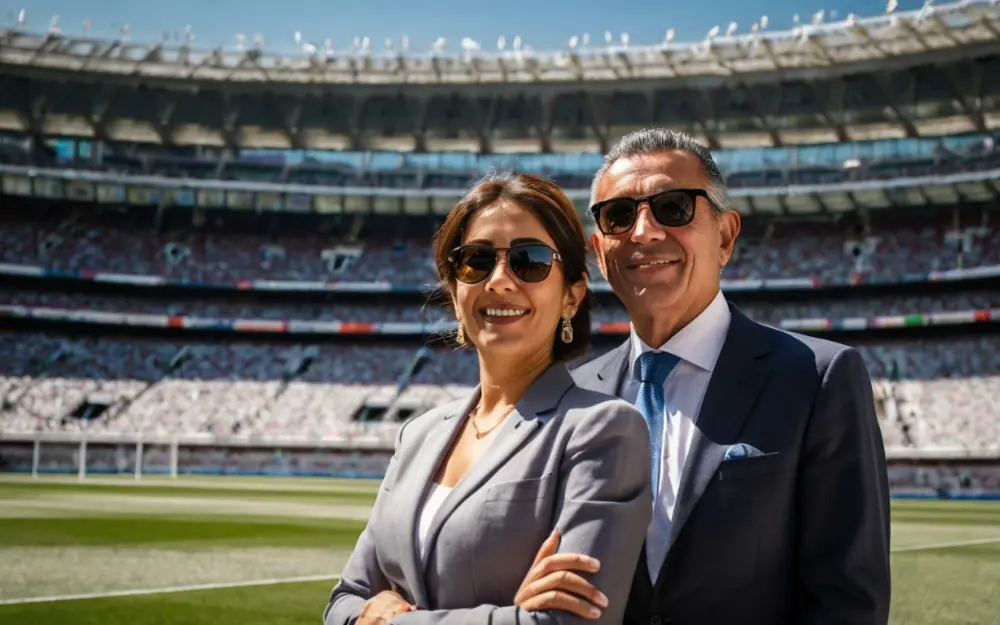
[656,306,771,588]
[419,364,575,579]
[395,391,476,608]
[590,340,631,396]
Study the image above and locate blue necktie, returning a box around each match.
[636,351,680,498]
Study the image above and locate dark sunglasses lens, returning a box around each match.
[454,247,496,284]
[508,245,555,283]
[650,191,695,227]
[598,200,637,234]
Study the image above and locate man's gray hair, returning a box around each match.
[590,128,730,214]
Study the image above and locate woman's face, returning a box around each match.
[452,201,584,363]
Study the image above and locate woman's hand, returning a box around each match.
[358,590,415,624]
[513,529,609,620]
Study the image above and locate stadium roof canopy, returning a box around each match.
[1,0,999,85]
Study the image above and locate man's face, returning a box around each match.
[590,150,739,326]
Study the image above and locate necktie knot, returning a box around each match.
[638,351,679,386]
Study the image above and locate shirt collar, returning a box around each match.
[629,290,731,378]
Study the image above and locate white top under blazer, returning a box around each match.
[417,483,454,562]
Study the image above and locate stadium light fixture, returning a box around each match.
[324,38,334,55]
[813,10,825,25]
[887,0,898,14]
[582,32,590,46]
[604,30,612,45]
[461,37,480,51]
[121,23,131,41]
[707,24,720,39]
[16,8,26,27]
[513,35,522,51]
[294,31,302,46]
[431,36,446,53]
[569,35,578,50]
[497,35,506,50]
[48,14,60,35]
[253,33,265,49]
[760,15,769,29]
[401,35,409,52]
[726,22,738,37]
[83,18,91,36]
[621,32,630,47]
[235,33,245,51]
[184,24,194,44]
[793,13,800,26]
[665,28,675,43]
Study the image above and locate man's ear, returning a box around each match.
[717,210,741,268]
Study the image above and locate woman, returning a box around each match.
[325,173,651,625]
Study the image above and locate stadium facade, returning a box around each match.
[0,0,998,498]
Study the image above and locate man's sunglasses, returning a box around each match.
[448,243,562,285]
[589,188,711,235]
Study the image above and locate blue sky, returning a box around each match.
[3,0,929,56]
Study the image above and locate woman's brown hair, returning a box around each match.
[432,172,592,362]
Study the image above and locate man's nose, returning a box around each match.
[631,204,666,245]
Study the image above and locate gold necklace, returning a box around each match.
[470,404,516,439]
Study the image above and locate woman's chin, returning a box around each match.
[474,332,546,359]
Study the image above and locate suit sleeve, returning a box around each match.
[324,426,405,625]
[796,347,892,625]
[390,399,653,625]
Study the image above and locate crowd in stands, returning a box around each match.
[4,133,998,192]
[1,333,998,453]
[1,208,997,286]
[3,288,999,326]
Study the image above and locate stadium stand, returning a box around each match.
[1,0,999,485]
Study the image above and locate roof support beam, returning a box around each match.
[874,72,919,138]
[942,62,987,134]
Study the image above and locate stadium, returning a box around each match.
[0,0,999,623]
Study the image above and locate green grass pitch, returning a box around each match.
[1,474,998,624]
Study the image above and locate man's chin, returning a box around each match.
[613,277,681,300]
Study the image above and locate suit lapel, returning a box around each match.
[418,364,576,578]
[395,392,476,608]
[656,306,771,589]
[591,341,631,396]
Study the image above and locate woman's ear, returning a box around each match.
[564,275,588,318]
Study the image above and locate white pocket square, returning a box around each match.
[723,443,765,461]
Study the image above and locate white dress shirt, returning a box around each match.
[619,290,731,582]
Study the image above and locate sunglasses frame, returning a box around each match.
[448,242,563,285]
[589,188,712,235]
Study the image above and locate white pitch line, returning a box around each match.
[0,574,341,606]
[891,536,1000,553]
[4,536,1000,606]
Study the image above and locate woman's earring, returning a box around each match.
[560,317,574,344]
[455,321,466,346]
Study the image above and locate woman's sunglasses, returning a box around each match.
[449,243,562,285]
[589,188,711,235]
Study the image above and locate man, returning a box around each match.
[513,128,891,625]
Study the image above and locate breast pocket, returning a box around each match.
[485,473,555,502]
[717,452,789,482]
